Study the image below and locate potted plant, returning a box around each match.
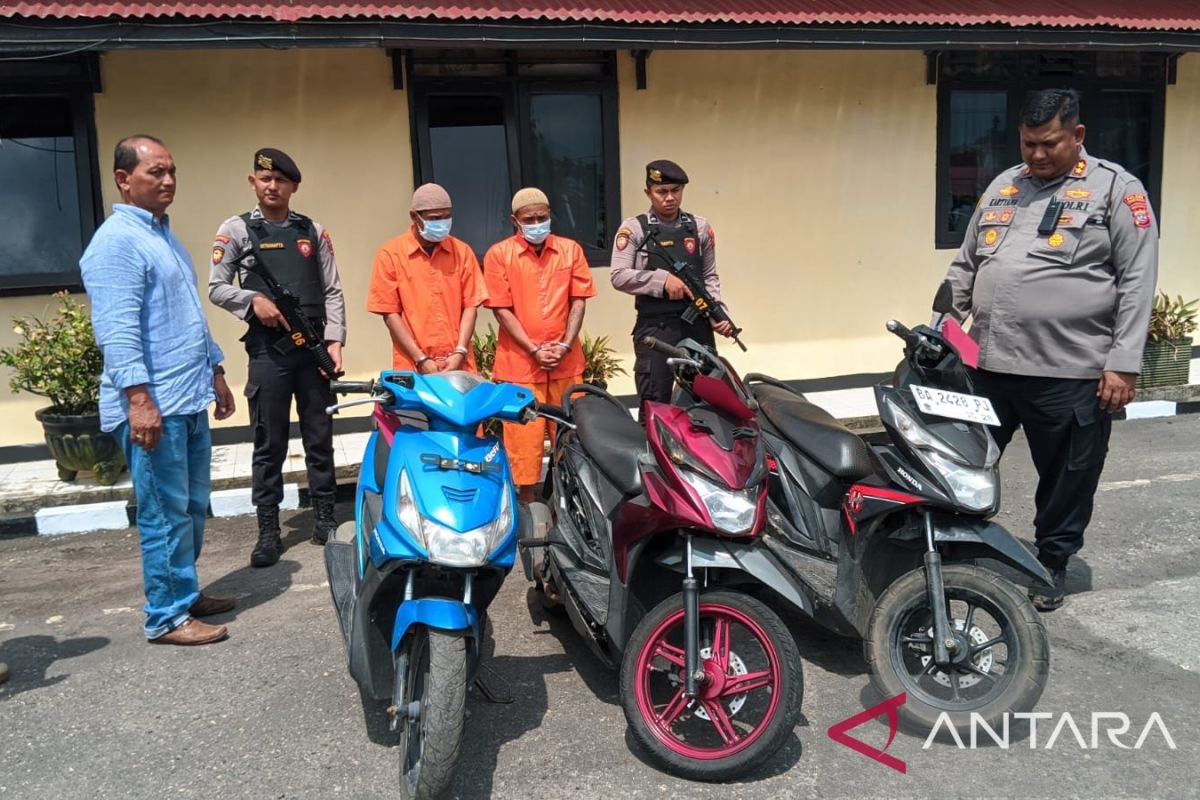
[0,291,126,485]
[580,333,628,390]
[1139,291,1197,389]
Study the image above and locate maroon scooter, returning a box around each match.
[521,337,806,781]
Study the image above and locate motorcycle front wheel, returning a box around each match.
[395,627,468,800]
[620,590,803,781]
[865,563,1050,736]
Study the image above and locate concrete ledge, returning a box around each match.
[35,500,130,537]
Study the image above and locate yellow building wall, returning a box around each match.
[0,48,1197,448]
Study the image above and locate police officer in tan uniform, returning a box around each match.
[610,160,733,406]
[945,89,1157,611]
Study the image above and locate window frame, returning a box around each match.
[406,51,621,266]
[933,53,1167,250]
[0,56,103,294]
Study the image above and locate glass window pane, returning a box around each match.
[0,95,83,281]
[528,93,606,251]
[426,95,512,255]
[946,90,1009,236]
[1090,91,1152,185]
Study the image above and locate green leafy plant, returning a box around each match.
[471,324,498,381]
[0,292,103,415]
[581,333,628,387]
[1148,291,1198,343]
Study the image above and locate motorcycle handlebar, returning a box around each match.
[330,380,375,395]
[641,336,689,360]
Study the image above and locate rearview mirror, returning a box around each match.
[932,280,955,315]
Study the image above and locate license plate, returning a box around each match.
[911,385,1001,426]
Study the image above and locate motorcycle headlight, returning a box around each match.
[655,418,722,483]
[676,467,760,534]
[396,470,514,567]
[914,449,997,512]
[887,399,966,464]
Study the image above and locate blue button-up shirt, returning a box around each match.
[81,204,224,432]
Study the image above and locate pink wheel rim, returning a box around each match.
[633,601,783,760]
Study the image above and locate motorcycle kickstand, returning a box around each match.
[922,512,957,667]
[473,663,514,704]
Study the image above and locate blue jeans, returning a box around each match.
[116,412,212,639]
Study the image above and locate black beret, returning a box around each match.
[253,148,301,183]
[645,159,688,186]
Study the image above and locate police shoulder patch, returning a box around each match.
[212,246,225,265]
[1123,193,1152,229]
[615,227,632,251]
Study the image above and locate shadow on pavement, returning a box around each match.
[0,634,110,699]
[523,586,620,706]
[200,556,302,621]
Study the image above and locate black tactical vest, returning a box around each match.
[634,211,705,320]
[238,212,325,320]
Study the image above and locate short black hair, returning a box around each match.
[1019,89,1081,129]
[113,134,165,173]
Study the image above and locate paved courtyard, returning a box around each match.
[2,416,1198,799]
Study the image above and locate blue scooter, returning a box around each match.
[324,370,542,800]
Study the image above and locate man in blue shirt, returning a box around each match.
[81,134,238,646]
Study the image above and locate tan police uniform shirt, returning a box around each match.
[208,207,347,344]
[945,147,1157,380]
[609,211,722,302]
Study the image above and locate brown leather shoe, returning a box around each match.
[190,594,236,617]
[150,618,228,646]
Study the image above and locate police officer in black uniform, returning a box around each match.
[209,148,346,567]
[610,160,733,406]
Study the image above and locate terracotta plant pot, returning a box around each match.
[1138,337,1193,389]
[34,407,126,485]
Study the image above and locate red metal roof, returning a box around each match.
[2,2,1199,31]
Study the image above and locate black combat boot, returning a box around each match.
[311,496,337,546]
[251,504,283,568]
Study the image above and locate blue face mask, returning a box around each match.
[520,220,552,244]
[418,214,452,242]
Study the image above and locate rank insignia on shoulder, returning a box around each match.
[1071,160,1087,177]
[998,185,1019,197]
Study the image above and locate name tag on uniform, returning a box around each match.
[260,242,285,250]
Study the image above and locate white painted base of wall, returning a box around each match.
[36,500,129,537]
[210,483,300,518]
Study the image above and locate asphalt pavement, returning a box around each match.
[2,416,1198,799]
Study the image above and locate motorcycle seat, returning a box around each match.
[751,384,875,480]
[572,396,646,497]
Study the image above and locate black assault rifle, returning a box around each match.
[234,252,344,378]
[641,239,747,352]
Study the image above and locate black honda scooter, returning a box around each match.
[744,282,1052,733]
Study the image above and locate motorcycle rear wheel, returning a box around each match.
[620,590,803,781]
[865,564,1050,736]
[396,627,468,800]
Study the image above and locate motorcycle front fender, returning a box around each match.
[391,598,479,650]
[933,516,1054,587]
[656,537,815,616]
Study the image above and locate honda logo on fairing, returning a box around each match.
[827,693,907,774]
